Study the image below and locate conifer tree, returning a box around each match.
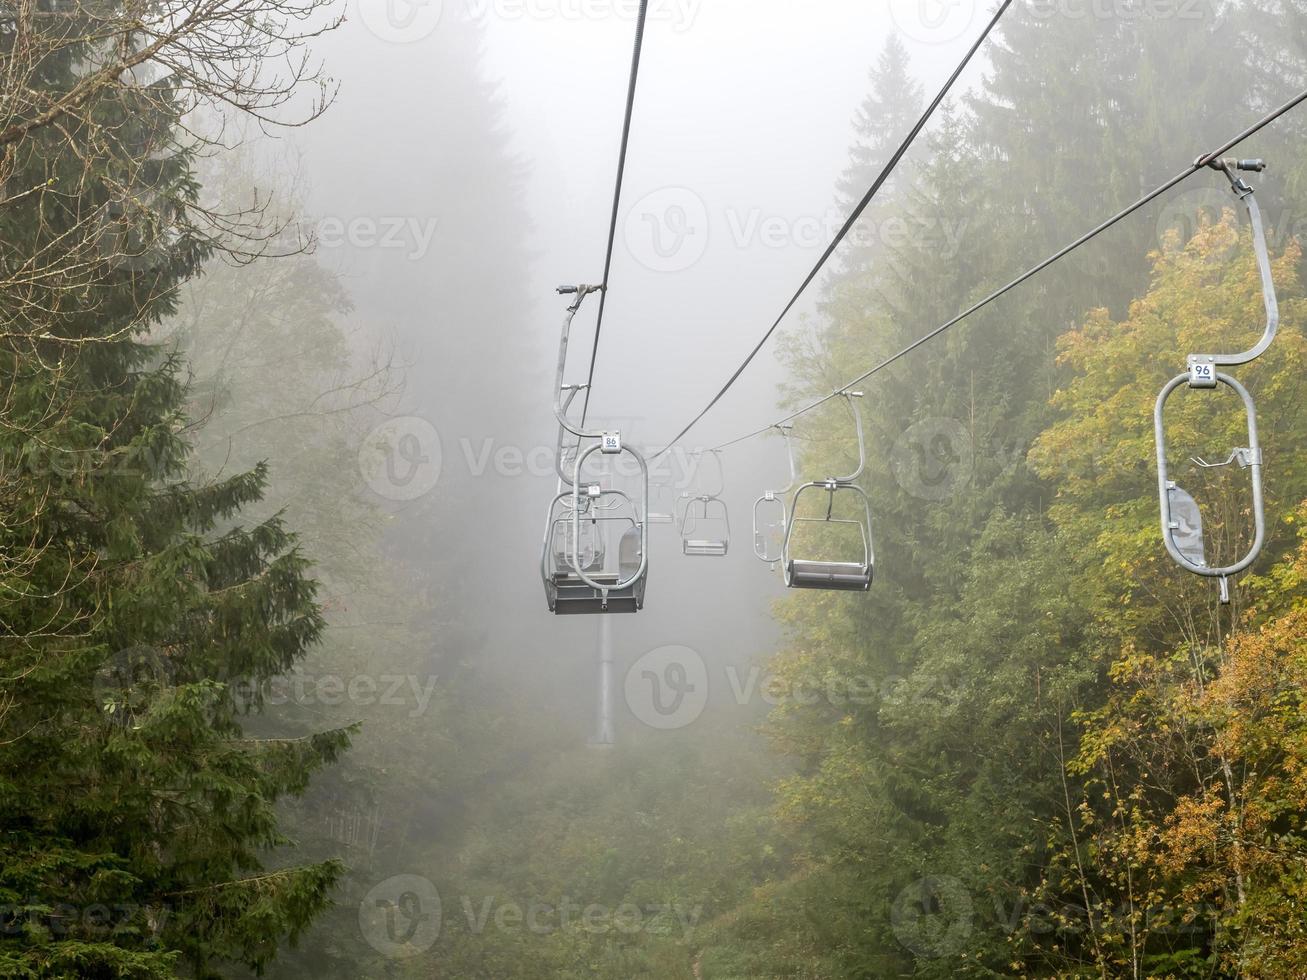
[0,0,350,975]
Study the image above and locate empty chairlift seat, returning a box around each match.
[681,496,730,556]
[647,483,677,525]
[783,481,874,591]
[781,393,874,592]
[679,450,730,557]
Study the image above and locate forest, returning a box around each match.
[3,0,1307,977]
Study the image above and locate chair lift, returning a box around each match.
[541,286,649,615]
[679,450,730,556]
[753,424,796,568]
[648,479,678,525]
[1154,158,1276,605]
[782,392,874,591]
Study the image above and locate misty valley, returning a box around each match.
[3,0,1307,978]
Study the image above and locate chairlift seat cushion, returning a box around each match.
[786,560,872,591]
[684,539,729,557]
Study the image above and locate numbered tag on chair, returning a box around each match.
[1188,359,1217,388]
[601,432,622,454]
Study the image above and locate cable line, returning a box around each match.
[579,0,651,429]
[653,0,1013,457]
[695,83,1307,455]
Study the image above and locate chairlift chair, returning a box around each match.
[782,393,874,591]
[542,487,646,614]
[648,480,678,525]
[541,286,650,614]
[1154,159,1275,604]
[679,450,730,557]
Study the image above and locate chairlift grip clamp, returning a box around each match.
[1201,157,1265,198]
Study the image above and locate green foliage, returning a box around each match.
[704,8,1307,979]
[0,11,349,979]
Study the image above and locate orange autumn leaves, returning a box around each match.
[1030,207,1307,976]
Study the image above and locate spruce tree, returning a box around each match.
[0,0,350,976]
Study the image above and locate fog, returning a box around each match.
[7,0,1306,975]
[283,0,991,723]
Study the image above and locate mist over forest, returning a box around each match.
[3,0,1307,977]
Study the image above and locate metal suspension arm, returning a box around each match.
[1186,161,1278,381]
[554,286,605,439]
[829,392,867,484]
[777,423,797,494]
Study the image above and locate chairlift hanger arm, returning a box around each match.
[554,286,607,439]
[752,425,796,565]
[829,392,866,485]
[691,448,726,499]
[555,387,583,485]
[776,424,797,495]
[1186,160,1278,373]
